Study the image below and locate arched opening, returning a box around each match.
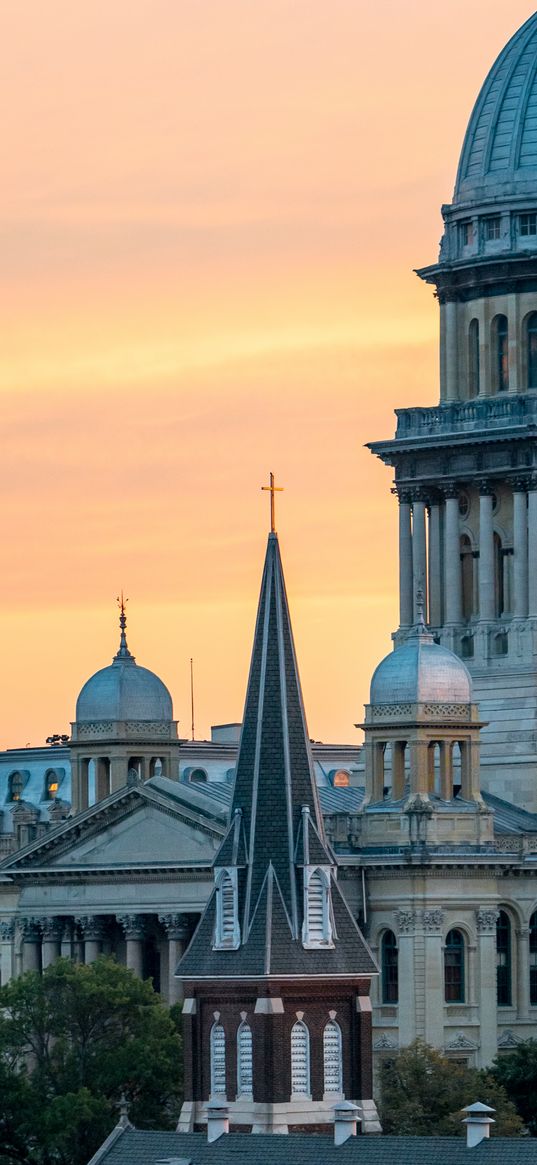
[210,1023,226,1096]
[530,911,537,1006]
[497,910,512,1007]
[323,1020,343,1095]
[381,930,398,1003]
[468,318,480,397]
[460,534,474,621]
[237,1022,253,1097]
[445,929,465,1002]
[492,314,509,393]
[527,312,537,389]
[290,1021,310,1097]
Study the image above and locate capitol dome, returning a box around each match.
[370,626,472,707]
[455,14,537,206]
[76,607,173,723]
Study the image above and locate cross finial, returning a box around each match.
[261,472,284,533]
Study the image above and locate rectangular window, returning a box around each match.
[484,216,501,241]
[520,213,537,236]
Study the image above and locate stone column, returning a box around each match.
[397,491,413,628]
[428,500,442,627]
[0,920,15,984]
[412,494,427,622]
[478,485,495,622]
[41,918,63,968]
[475,908,499,1066]
[422,910,444,1049]
[20,918,41,973]
[528,484,537,617]
[118,914,145,978]
[516,927,530,1021]
[76,915,107,963]
[159,913,190,1004]
[444,488,463,624]
[395,910,416,1047]
[512,483,528,618]
[445,301,458,401]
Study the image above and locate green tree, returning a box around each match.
[0,956,183,1165]
[379,1040,523,1137]
[491,1039,537,1135]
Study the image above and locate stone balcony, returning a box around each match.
[394,393,537,441]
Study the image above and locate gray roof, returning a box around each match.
[455,13,537,206]
[370,626,472,707]
[89,1126,537,1165]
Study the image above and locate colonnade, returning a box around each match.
[397,480,537,631]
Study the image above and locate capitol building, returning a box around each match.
[3,12,537,1077]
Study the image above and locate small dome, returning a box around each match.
[370,630,472,706]
[455,14,537,206]
[75,605,173,723]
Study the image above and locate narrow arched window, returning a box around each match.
[445,929,465,1002]
[237,1022,253,1096]
[381,930,398,1003]
[497,911,512,1006]
[530,912,537,1006]
[527,313,537,389]
[210,1023,226,1096]
[492,315,509,392]
[290,1021,310,1097]
[468,319,480,397]
[323,1020,343,1094]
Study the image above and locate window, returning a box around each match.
[497,911,512,1007]
[8,772,24,802]
[214,868,240,950]
[520,212,537,236]
[530,912,537,1006]
[445,929,465,1003]
[323,1020,343,1095]
[459,221,473,248]
[381,930,398,1003]
[303,868,333,948]
[527,313,537,389]
[468,319,480,397]
[290,1021,310,1096]
[210,1023,226,1096]
[484,216,501,241]
[492,315,509,392]
[237,1022,253,1096]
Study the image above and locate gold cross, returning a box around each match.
[261,472,284,533]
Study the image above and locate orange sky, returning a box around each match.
[1,1,535,749]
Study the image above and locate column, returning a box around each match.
[422,910,444,1049]
[20,918,41,973]
[528,484,537,616]
[398,491,413,628]
[475,909,499,1066]
[445,301,458,401]
[395,910,416,1046]
[516,927,530,1021]
[444,488,463,624]
[412,494,427,621]
[159,913,190,1004]
[76,915,107,963]
[118,914,145,977]
[0,920,15,984]
[512,484,528,618]
[478,485,495,622]
[41,918,63,968]
[428,500,442,627]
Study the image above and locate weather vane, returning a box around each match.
[261,472,284,533]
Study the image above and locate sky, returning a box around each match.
[1,0,535,749]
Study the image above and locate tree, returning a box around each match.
[379,1040,523,1137]
[0,957,183,1165]
[491,1039,537,1135]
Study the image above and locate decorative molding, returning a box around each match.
[422,908,444,933]
[395,909,416,934]
[475,908,499,933]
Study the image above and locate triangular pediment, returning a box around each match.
[1,781,226,875]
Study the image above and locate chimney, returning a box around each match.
[333,1101,362,1146]
[462,1102,495,1147]
[206,1100,229,1143]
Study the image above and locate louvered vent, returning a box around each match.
[290,1021,310,1096]
[210,1024,226,1096]
[237,1023,253,1096]
[323,1020,343,1094]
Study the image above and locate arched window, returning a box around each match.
[323,1020,343,1095]
[468,319,480,397]
[237,1022,253,1096]
[290,1021,310,1097]
[381,930,399,1003]
[210,1023,226,1096]
[530,912,537,1006]
[492,315,509,392]
[445,929,465,1002]
[214,869,239,949]
[8,772,24,803]
[497,911,512,1007]
[527,313,537,389]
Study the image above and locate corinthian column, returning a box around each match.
[397,490,413,628]
[444,486,462,624]
[159,913,190,1004]
[118,914,145,978]
[478,484,495,622]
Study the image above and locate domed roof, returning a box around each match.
[370,625,472,707]
[76,606,173,723]
[455,14,537,206]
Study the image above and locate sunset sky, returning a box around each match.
[1,1,534,749]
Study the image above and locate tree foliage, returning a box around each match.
[0,957,183,1165]
[379,1040,523,1137]
[491,1039,537,1136]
